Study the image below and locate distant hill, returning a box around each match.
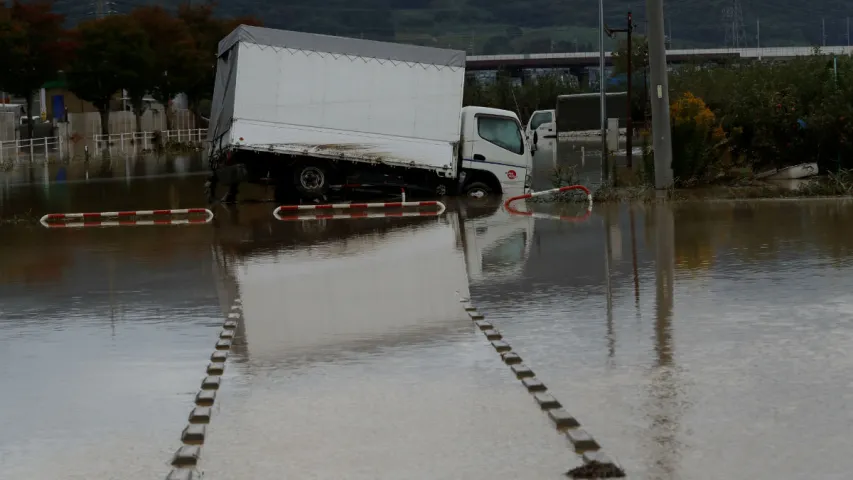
[60,0,849,54]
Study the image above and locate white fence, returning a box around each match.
[0,136,65,161]
[1,128,208,161]
[91,128,208,149]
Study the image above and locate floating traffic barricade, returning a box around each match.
[39,208,214,228]
[504,185,592,222]
[272,200,446,221]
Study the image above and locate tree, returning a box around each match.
[0,1,72,139]
[611,34,649,76]
[522,36,553,53]
[131,6,196,131]
[482,35,512,55]
[67,16,154,136]
[176,4,262,128]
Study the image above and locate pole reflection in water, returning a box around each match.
[604,205,616,360]
[630,204,641,313]
[643,203,683,478]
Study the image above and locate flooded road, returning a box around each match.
[2,152,853,479]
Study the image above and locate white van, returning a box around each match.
[525,109,556,143]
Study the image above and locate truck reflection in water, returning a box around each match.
[210,199,535,365]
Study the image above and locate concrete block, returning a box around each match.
[230,305,242,311]
[547,409,580,428]
[483,329,502,340]
[210,351,228,362]
[215,339,232,350]
[201,376,221,390]
[188,407,211,424]
[501,352,522,364]
[195,390,216,406]
[468,312,485,320]
[181,424,206,444]
[223,320,237,329]
[491,340,511,352]
[568,451,626,477]
[171,445,201,466]
[234,298,242,304]
[533,393,561,409]
[220,329,234,339]
[166,468,197,480]
[511,364,534,378]
[206,362,225,375]
[473,320,493,330]
[566,428,600,451]
[522,377,546,392]
[463,305,477,311]
[228,312,241,319]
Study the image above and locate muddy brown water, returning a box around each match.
[1,152,853,479]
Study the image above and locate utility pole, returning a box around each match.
[599,0,608,182]
[646,0,673,188]
[822,18,826,47]
[847,17,850,46]
[606,11,635,169]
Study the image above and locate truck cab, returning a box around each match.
[458,106,532,199]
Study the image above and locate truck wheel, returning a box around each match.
[464,182,491,199]
[293,164,329,199]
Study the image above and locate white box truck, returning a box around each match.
[207,26,533,203]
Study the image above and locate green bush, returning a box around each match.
[670,54,853,172]
[463,73,580,122]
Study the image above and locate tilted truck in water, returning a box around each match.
[207,25,533,203]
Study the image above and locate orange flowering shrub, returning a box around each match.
[669,92,730,184]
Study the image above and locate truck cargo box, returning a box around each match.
[209,26,467,176]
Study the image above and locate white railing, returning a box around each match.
[92,128,208,148]
[0,129,208,162]
[0,135,65,160]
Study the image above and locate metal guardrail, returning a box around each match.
[93,128,208,147]
[0,136,65,160]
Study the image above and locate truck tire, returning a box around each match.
[463,182,491,199]
[293,163,329,199]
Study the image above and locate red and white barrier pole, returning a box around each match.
[40,218,213,228]
[276,210,444,222]
[503,185,593,222]
[273,200,445,220]
[39,208,214,227]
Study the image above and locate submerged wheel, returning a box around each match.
[293,164,329,199]
[464,181,492,199]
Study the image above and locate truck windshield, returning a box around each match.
[478,116,523,154]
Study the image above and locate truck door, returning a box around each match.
[526,110,555,140]
[470,114,528,196]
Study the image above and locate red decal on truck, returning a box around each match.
[507,170,517,179]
